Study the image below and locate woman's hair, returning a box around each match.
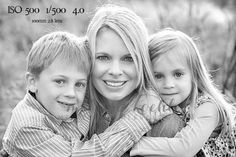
[27,31,91,77]
[149,28,234,134]
[87,4,157,136]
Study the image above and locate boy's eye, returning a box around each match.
[122,56,133,62]
[75,82,86,89]
[55,80,65,85]
[174,72,183,78]
[155,73,163,79]
[96,55,109,61]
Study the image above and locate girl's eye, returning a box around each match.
[155,73,163,79]
[96,55,109,61]
[175,72,183,78]
[75,82,86,89]
[122,56,133,62]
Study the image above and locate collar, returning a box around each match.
[25,91,76,125]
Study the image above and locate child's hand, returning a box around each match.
[135,89,173,124]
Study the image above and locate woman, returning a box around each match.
[86,4,175,156]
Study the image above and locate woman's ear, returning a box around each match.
[25,72,37,93]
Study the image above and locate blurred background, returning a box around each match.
[0,0,236,148]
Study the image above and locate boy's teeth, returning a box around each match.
[59,101,73,106]
[105,81,125,87]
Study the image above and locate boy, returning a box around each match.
[2,31,156,157]
[2,31,91,156]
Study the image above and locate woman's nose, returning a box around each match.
[108,61,122,76]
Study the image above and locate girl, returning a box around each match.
[130,28,236,157]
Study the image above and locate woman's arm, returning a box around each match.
[130,102,220,157]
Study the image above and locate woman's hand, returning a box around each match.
[135,89,173,124]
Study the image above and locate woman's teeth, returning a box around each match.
[105,81,126,87]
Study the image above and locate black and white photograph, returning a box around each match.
[0,0,236,156]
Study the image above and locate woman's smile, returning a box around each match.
[92,28,138,101]
[103,80,127,87]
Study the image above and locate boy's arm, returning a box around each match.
[73,111,151,157]
[4,110,150,157]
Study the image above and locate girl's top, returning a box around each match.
[195,96,236,157]
[130,94,236,157]
[2,92,151,157]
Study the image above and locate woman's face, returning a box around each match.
[92,28,138,101]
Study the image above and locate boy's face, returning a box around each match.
[31,58,88,120]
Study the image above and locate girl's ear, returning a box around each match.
[25,72,38,93]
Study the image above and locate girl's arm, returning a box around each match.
[130,101,220,157]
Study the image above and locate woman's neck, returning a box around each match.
[105,98,129,118]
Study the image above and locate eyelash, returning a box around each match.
[122,56,133,62]
[154,72,184,79]
[174,72,183,78]
[96,56,109,61]
[54,80,86,89]
[55,79,65,85]
[96,55,134,63]
[155,74,163,79]
[75,82,87,89]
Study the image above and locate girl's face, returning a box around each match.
[152,50,192,107]
[92,28,138,101]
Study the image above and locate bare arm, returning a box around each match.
[130,102,219,157]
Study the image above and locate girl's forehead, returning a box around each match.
[154,48,188,67]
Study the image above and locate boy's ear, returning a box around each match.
[25,72,37,93]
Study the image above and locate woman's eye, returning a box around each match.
[175,72,183,78]
[123,56,133,62]
[96,56,109,61]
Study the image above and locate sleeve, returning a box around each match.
[8,111,150,157]
[130,102,220,157]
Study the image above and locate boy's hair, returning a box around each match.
[27,31,91,77]
[149,28,234,134]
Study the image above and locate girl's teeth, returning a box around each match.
[105,81,125,87]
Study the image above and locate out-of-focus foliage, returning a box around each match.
[0,0,236,148]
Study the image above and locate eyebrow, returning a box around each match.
[53,75,87,81]
[154,68,187,73]
[95,52,108,55]
[123,54,132,57]
[173,68,187,72]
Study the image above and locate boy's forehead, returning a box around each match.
[45,57,88,75]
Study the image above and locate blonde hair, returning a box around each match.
[27,31,91,77]
[149,28,234,134]
[87,4,157,136]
